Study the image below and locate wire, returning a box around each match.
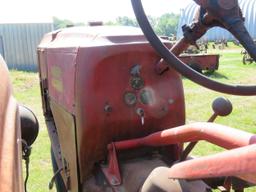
[24,157,30,192]
[21,139,32,192]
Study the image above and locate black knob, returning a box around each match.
[212,97,233,117]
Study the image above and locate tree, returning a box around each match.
[105,13,180,37]
[53,17,85,30]
[155,13,180,37]
[115,16,138,27]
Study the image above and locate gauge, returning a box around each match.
[124,92,137,106]
[140,89,153,105]
[130,76,144,90]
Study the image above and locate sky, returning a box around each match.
[0,0,190,23]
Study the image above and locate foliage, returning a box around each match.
[53,16,85,30]
[154,13,180,37]
[105,14,180,37]
[116,16,139,27]
[53,13,180,36]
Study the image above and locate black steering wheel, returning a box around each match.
[131,0,256,96]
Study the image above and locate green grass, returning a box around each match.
[10,71,54,192]
[9,42,256,191]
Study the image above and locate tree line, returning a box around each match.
[53,13,180,37]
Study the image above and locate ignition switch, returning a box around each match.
[136,108,145,126]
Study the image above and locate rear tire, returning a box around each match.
[51,147,67,192]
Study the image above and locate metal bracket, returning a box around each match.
[101,143,122,186]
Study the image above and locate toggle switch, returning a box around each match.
[136,108,145,126]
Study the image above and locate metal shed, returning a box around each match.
[177,0,256,41]
[0,23,53,71]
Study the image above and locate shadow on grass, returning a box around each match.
[181,71,228,80]
[203,71,228,79]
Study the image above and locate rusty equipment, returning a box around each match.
[179,54,219,73]
[242,50,254,64]
[159,38,219,73]
[35,0,256,192]
[241,40,256,64]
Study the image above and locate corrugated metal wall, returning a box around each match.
[0,23,53,71]
[177,0,256,41]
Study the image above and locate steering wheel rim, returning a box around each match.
[131,0,256,96]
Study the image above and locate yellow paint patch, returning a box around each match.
[51,66,63,93]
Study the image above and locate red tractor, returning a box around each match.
[1,0,256,192]
[36,0,256,191]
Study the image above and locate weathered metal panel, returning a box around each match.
[0,23,53,71]
[50,100,79,191]
[0,36,4,58]
[47,48,78,114]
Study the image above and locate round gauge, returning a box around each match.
[130,76,144,90]
[140,89,153,105]
[124,92,137,106]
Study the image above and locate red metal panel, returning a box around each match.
[47,48,78,114]
[75,44,185,180]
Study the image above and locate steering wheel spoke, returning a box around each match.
[131,0,256,96]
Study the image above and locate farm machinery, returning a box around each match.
[1,0,256,192]
[36,0,256,191]
[241,40,256,64]
[242,49,254,64]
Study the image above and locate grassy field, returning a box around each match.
[10,71,53,192]
[10,43,256,191]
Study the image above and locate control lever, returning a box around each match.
[180,97,233,161]
[209,97,233,122]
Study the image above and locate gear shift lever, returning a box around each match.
[180,97,233,161]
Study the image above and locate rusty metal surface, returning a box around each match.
[114,158,167,191]
[37,26,148,48]
[37,49,52,117]
[156,53,219,74]
[45,120,63,173]
[83,158,167,192]
[47,49,78,114]
[180,54,219,71]
[101,143,122,186]
[168,144,256,184]
[0,56,23,192]
[50,100,79,191]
